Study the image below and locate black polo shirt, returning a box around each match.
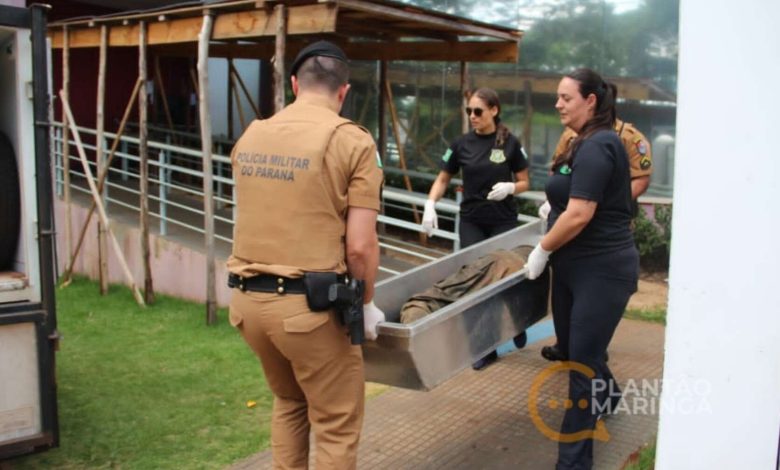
[440,130,528,223]
[546,129,634,258]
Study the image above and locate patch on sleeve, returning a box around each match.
[520,147,529,160]
[442,148,453,162]
[640,156,652,170]
[375,150,383,168]
[634,138,648,156]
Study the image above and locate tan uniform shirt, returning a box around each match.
[552,119,653,178]
[227,95,383,279]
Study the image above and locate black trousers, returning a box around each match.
[551,247,638,470]
[459,218,517,248]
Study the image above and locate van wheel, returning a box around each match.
[0,132,20,270]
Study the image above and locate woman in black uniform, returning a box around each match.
[422,87,530,370]
[526,68,639,470]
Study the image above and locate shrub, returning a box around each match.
[633,204,672,272]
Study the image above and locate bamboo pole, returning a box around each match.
[139,21,154,304]
[60,78,143,287]
[60,91,145,306]
[272,4,286,114]
[230,62,261,118]
[62,25,72,276]
[96,25,109,295]
[230,70,247,130]
[384,80,421,230]
[523,80,533,156]
[197,12,217,325]
[460,61,469,135]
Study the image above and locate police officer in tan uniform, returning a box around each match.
[552,119,653,198]
[227,41,385,470]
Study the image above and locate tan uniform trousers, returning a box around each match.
[231,290,364,470]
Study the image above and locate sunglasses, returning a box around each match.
[465,107,484,117]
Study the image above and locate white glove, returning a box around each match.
[363,301,385,341]
[538,200,551,219]
[526,243,551,280]
[421,199,438,237]
[486,182,515,201]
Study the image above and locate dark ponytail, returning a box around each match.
[552,68,618,171]
[471,87,510,148]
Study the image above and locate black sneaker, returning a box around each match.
[472,350,498,371]
[513,331,528,349]
[541,344,568,361]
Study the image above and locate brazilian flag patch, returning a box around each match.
[442,148,453,162]
[375,150,383,168]
[559,164,572,175]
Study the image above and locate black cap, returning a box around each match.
[289,40,348,78]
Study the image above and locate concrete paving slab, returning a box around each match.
[229,318,664,469]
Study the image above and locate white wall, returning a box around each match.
[656,1,780,468]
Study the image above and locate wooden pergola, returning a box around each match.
[48,0,523,323]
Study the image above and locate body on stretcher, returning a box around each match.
[364,220,551,391]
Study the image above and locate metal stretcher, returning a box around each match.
[364,220,550,391]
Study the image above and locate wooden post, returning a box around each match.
[273,4,287,114]
[230,71,247,131]
[523,80,533,156]
[230,63,261,119]
[227,58,234,140]
[62,26,72,273]
[96,25,109,295]
[460,61,469,134]
[197,12,217,325]
[61,79,143,287]
[139,21,154,304]
[60,91,145,306]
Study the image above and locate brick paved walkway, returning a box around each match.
[229,318,664,470]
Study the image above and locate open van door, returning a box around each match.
[0,3,59,458]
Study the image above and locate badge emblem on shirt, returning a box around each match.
[490,149,506,163]
[640,156,652,170]
[636,140,648,156]
[442,148,453,162]
[559,164,572,175]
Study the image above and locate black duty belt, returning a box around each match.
[227,273,346,295]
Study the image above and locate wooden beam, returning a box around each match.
[197,12,217,325]
[96,25,109,295]
[139,21,154,305]
[61,26,73,284]
[334,0,521,42]
[153,40,519,63]
[50,4,338,48]
[60,91,146,307]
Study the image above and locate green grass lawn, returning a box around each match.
[11,277,272,470]
[624,306,667,325]
[624,440,656,470]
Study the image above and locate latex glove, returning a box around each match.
[538,200,551,219]
[487,182,515,201]
[363,301,385,341]
[421,199,438,237]
[526,243,551,280]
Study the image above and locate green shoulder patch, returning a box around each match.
[375,150,383,168]
[442,148,453,163]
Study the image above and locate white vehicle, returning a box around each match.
[0,3,59,458]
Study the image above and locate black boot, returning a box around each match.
[472,350,498,370]
[541,344,568,361]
